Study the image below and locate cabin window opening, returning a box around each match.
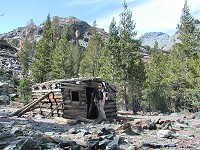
[72,91,79,101]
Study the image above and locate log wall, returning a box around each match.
[31,78,118,119]
[61,88,87,119]
[32,89,64,117]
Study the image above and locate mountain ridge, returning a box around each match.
[1,16,199,52]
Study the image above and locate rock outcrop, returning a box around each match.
[0,16,108,49]
[139,32,170,49]
[0,39,20,77]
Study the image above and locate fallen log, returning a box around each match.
[76,116,94,123]
[9,99,38,116]
[116,115,135,121]
[12,91,53,117]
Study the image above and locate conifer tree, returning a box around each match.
[31,14,54,82]
[116,1,145,112]
[190,51,200,110]
[17,78,32,104]
[80,21,103,77]
[98,18,120,82]
[51,25,78,79]
[19,20,36,76]
[51,16,60,46]
[18,37,32,76]
[143,41,168,112]
[166,0,200,111]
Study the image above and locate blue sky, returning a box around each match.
[0,0,200,37]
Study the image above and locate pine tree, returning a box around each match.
[190,51,200,111]
[51,25,78,79]
[18,37,32,76]
[19,20,36,76]
[17,78,32,104]
[116,1,145,112]
[31,14,54,82]
[51,16,61,46]
[166,0,200,112]
[98,18,120,82]
[80,21,103,77]
[143,41,168,112]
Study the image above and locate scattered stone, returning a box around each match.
[106,141,118,150]
[157,130,172,138]
[0,141,9,149]
[98,128,111,136]
[16,137,41,150]
[0,95,10,106]
[58,139,76,148]
[0,132,14,141]
[174,122,188,129]
[142,141,176,148]
[0,106,200,149]
[122,127,140,136]
[10,127,23,135]
[194,112,200,119]
[87,138,99,149]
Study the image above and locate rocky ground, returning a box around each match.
[0,102,200,150]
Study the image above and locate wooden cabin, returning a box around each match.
[31,77,117,119]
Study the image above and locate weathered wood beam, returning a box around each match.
[76,116,94,123]
[10,99,38,116]
[15,91,53,117]
[45,102,63,118]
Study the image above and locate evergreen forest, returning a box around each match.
[17,0,200,113]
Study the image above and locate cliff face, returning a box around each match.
[139,32,170,49]
[0,16,108,49]
[0,16,109,86]
[1,17,200,52]
[139,19,200,51]
[0,39,19,74]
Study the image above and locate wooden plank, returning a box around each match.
[63,105,86,110]
[32,89,61,93]
[16,91,53,117]
[53,117,77,124]
[63,110,87,116]
[105,105,117,109]
[60,82,86,87]
[39,105,63,110]
[45,102,63,118]
[105,108,117,113]
[63,102,72,105]
[10,99,38,116]
[106,112,117,118]
[76,116,93,123]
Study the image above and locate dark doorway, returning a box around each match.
[72,91,79,101]
[86,87,98,119]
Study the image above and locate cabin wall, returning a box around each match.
[62,88,87,119]
[104,88,117,118]
[32,89,63,117]
[31,79,118,119]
